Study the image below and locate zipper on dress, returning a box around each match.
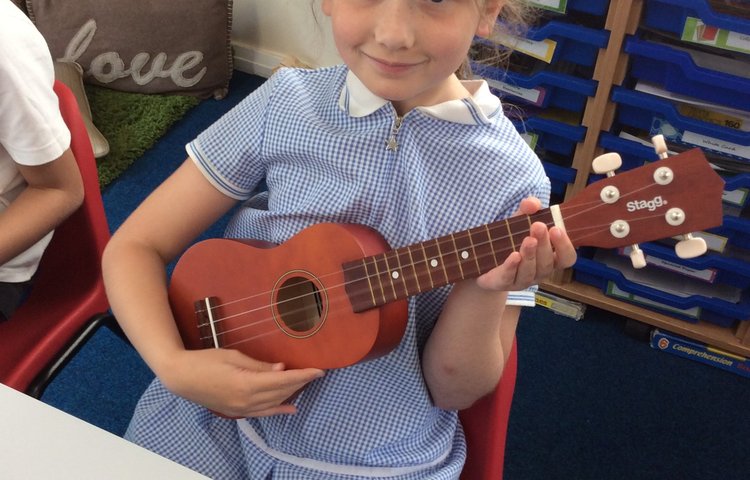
[385,115,403,152]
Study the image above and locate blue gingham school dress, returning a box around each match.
[125,65,550,479]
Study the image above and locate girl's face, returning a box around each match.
[321,0,503,114]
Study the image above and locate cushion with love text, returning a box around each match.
[26,0,233,99]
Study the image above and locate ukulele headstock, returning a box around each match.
[558,137,724,267]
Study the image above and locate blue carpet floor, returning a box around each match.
[41,71,750,480]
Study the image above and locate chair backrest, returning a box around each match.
[0,80,110,391]
[459,338,518,480]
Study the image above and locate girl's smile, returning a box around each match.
[322,0,504,114]
[362,52,427,76]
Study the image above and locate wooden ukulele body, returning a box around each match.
[169,223,408,369]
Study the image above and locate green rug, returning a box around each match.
[86,85,200,187]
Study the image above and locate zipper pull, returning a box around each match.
[386,116,403,152]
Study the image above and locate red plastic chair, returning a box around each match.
[460,338,518,480]
[0,80,114,398]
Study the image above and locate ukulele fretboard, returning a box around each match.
[342,210,555,312]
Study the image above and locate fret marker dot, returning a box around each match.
[461,251,469,260]
[391,271,399,279]
[430,259,438,268]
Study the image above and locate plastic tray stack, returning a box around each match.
[472,0,611,205]
[574,0,750,329]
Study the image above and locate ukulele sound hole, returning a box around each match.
[275,275,325,335]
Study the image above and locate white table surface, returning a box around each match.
[0,382,208,479]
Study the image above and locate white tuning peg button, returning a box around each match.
[629,244,647,269]
[675,234,707,259]
[592,152,623,176]
[652,135,669,159]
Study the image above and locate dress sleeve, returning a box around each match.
[186,70,285,200]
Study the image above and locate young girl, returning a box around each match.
[102,0,577,478]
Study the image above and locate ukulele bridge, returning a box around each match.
[194,296,221,349]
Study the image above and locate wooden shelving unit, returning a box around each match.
[543,281,750,356]
[541,0,750,357]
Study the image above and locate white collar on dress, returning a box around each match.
[338,70,502,125]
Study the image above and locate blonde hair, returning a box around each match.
[496,0,537,38]
[457,0,538,79]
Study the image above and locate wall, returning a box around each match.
[231,0,341,77]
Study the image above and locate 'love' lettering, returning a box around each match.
[59,19,207,88]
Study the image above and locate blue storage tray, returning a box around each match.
[612,87,750,161]
[515,20,609,67]
[531,0,610,16]
[574,254,749,327]
[472,62,596,112]
[722,172,750,209]
[543,162,576,196]
[570,0,609,16]
[643,0,750,37]
[618,242,750,289]
[512,115,585,158]
[625,37,750,111]
[724,172,750,194]
[706,215,750,251]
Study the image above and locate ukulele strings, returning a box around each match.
[204,178,658,317]
[215,213,668,349]
[205,220,551,348]
[200,179,667,345]
[200,198,584,315]
[213,210,637,349]
[204,195,665,346]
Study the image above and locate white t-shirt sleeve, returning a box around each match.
[0,4,70,167]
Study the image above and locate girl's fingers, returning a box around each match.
[220,368,325,418]
[475,252,520,290]
[528,222,556,277]
[513,236,539,287]
[476,223,573,291]
[550,227,577,269]
[515,196,542,216]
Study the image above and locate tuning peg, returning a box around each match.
[652,135,669,160]
[675,233,707,259]
[592,152,623,177]
[629,244,647,269]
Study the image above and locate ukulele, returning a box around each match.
[169,143,725,370]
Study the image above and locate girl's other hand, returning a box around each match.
[476,197,577,291]
[160,348,325,418]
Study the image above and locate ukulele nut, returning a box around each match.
[653,167,674,186]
